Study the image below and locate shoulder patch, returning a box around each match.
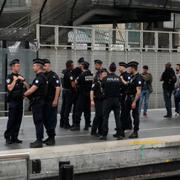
[6,79,11,84]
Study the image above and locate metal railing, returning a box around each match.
[36,24,180,52]
[92,0,180,10]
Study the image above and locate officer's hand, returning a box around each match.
[13,76,18,81]
[131,101,136,110]
[52,100,58,107]
[18,76,25,81]
[91,100,95,106]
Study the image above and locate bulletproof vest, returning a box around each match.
[45,71,58,102]
[78,70,93,93]
[32,73,48,100]
[7,74,24,101]
[61,69,73,89]
[103,73,121,98]
[127,73,142,95]
[94,80,105,100]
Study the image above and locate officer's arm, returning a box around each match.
[71,81,76,88]
[52,87,61,106]
[134,86,141,103]
[24,85,38,97]
[7,76,18,92]
[23,81,30,90]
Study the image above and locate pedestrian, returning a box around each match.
[71,61,93,131]
[4,59,29,145]
[139,65,153,117]
[91,69,108,137]
[174,64,180,117]
[118,62,132,135]
[160,62,176,118]
[100,63,124,140]
[60,60,76,129]
[43,59,61,146]
[121,61,142,138]
[24,58,48,148]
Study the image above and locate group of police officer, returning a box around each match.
[5,57,142,148]
[60,58,143,140]
[5,58,61,148]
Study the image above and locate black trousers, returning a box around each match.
[60,89,74,127]
[4,100,23,140]
[44,103,57,138]
[101,97,121,136]
[32,102,44,141]
[124,96,140,132]
[91,99,103,134]
[74,92,91,127]
[120,94,132,131]
[163,89,173,116]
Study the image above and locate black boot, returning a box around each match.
[12,138,23,144]
[6,138,12,145]
[45,137,55,146]
[70,126,80,131]
[30,140,43,148]
[113,130,125,138]
[43,137,50,144]
[129,131,138,139]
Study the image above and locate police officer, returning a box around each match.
[91,69,108,136]
[71,61,93,131]
[70,57,85,127]
[121,61,142,138]
[60,60,75,129]
[100,63,123,140]
[24,59,48,148]
[43,59,61,146]
[4,59,29,144]
[117,62,132,135]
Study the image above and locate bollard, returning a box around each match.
[62,164,74,180]
[59,161,70,180]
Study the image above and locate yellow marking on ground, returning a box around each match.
[128,139,164,145]
[165,160,173,163]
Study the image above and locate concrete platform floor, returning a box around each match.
[0,109,180,151]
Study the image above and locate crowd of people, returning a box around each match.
[4,57,180,148]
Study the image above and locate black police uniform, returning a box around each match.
[91,79,105,135]
[73,69,93,129]
[4,72,25,143]
[60,69,75,128]
[126,73,142,134]
[44,71,60,139]
[120,71,132,131]
[101,73,122,138]
[29,72,47,142]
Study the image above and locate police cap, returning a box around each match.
[43,59,51,64]
[109,62,116,72]
[119,62,127,68]
[81,61,89,69]
[78,57,85,64]
[128,61,139,68]
[94,59,103,64]
[33,58,45,65]
[9,59,20,66]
